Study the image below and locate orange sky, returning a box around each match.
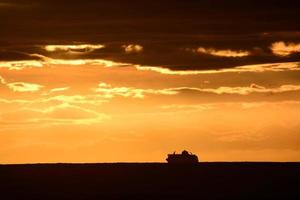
[1,1,300,163]
[1,50,300,163]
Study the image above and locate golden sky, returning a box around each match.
[1,49,300,163]
[1,1,300,163]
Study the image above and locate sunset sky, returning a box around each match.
[1,0,300,163]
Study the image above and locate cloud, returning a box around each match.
[1,75,44,93]
[42,95,108,105]
[0,54,128,70]
[193,84,300,95]
[42,87,70,95]
[160,104,214,111]
[135,62,300,75]
[95,82,177,98]
[1,54,299,76]
[0,97,31,104]
[42,103,108,123]
[0,75,6,84]
[44,58,123,67]
[160,101,300,111]
[164,84,300,95]
[44,44,105,52]
[94,82,300,98]
[31,54,128,67]
[271,41,300,56]
[0,103,110,126]
[195,47,250,57]
[0,94,108,107]
[122,44,143,53]
[2,83,298,110]
[7,82,44,92]
[49,87,70,93]
[0,60,43,70]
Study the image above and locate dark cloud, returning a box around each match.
[1,0,300,69]
[0,51,33,61]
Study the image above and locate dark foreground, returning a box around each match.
[1,163,300,200]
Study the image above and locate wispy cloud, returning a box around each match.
[135,62,300,75]
[160,101,300,112]
[7,82,44,92]
[0,103,110,126]
[42,95,108,105]
[1,54,299,76]
[94,82,177,98]
[4,83,298,108]
[271,41,300,56]
[44,44,105,52]
[188,84,300,95]
[0,54,129,70]
[49,87,70,93]
[122,44,143,53]
[1,75,44,93]
[0,60,43,70]
[42,87,70,96]
[193,47,250,57]
[0,75,6,84]
[32,54,128,67]
[94,82,300,98]
[0,94,108,106]
[160,104,214,111]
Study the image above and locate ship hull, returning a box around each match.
[166,154,199,164]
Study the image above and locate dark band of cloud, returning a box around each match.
[1,0,300,70]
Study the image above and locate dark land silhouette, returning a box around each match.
[1,162,300,199]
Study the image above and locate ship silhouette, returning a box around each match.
[166,150,199,164]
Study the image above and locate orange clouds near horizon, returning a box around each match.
[1,53,300,164]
